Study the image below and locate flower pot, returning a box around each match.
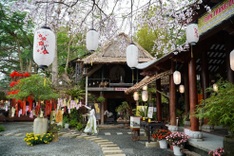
[64,123,69,129]
[173,145,183,156]
[158,139,167,149]
[52,132,59,142]
[33,117,48,135]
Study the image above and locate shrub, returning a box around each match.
[24,133,53,146]
[0,125,5,132]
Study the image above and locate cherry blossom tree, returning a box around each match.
[5,0,211,86]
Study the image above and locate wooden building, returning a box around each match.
[125,0,234,137]
[79,33,154,124]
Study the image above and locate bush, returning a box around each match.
[0,125,5,132]
[24,133,53,146]
[76,122,85,131]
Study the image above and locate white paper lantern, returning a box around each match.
[133,92,139,101]
[126,43,138,68]
[186,23,199,45]
[86,29,98,52]
[173,71,181,85]
[213,83,218,92]
[179,84,185,93]
[142,90,148,102]
[230,49,234,71]
[33,26,55,68]
[142,85,148,91]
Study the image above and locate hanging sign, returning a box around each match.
[198,0,234,35]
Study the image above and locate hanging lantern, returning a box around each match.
[179,84,185,93]
[186,23,199,45]
[173,71,181,85]
[213,83,218,92]
[126,43,138,68]
[142,85,148,91]
[230,49,234,71]
[33,26,55,68]
[133,92,139,101]
[86,29,98,52]
[142,90,148,102]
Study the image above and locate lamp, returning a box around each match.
[126,0,138,68]
[33,26,55,69]
[186,23,199,45]
[133,91,139,101]
[230,49,234,71]
[173,71,181,85]
[142,90,148,102]
[213,83,218,92]
[86,29,99,52]
[179,84,185,93]
[126,44,138,68]
[142,85,148,91]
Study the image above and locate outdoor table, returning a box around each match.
[140,121,167,142]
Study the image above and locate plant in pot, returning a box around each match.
[196,80,234,156]
[7,74,59,135]
[116,101,130,123]
[152,129,171,149]
[63,115,70,129]
[166,131,189,156]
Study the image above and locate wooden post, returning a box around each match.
[156,79,162,122]
[188,48,199,131]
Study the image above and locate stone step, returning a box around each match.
[104,154,126,156]
[15,133,24,137]
[182,149,201,156]
[100,143,118,147]
[102,147,120,150]
[102,149,124,155]
[97,141,115,145]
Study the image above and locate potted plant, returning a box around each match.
[166,131,189,156]
[196,80,234,156]
[152,129,171,149]
[208,147,224,156]
[63,115,70,129]
[116,101,130,123]
[48,123,62,142]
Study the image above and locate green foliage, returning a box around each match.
[7,74,59,101]
[116,101,130,120]
[76,122,85,131]
[196,80,234,135]
[66,85,85,100]
[0,91,7,100]
[24,132,53,146]
[0,125,5,132]
[48,123,62,133]
[68,109,83,128]
[0,3,34,89]
[97,96,105,103]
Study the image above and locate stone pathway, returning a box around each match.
[1,130,126,156]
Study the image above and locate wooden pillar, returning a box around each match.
[201,50,209,99]
[226,40,234,83]
[183,66,190,115]
[170,62,176,126]
[188,48,199,131]
[156,79,162,122]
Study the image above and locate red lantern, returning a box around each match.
[33,26,55,68]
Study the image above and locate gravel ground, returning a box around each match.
[0,122,102,156]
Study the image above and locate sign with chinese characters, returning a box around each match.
[198,0,234,35]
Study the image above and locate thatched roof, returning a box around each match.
[82,33,154,65]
